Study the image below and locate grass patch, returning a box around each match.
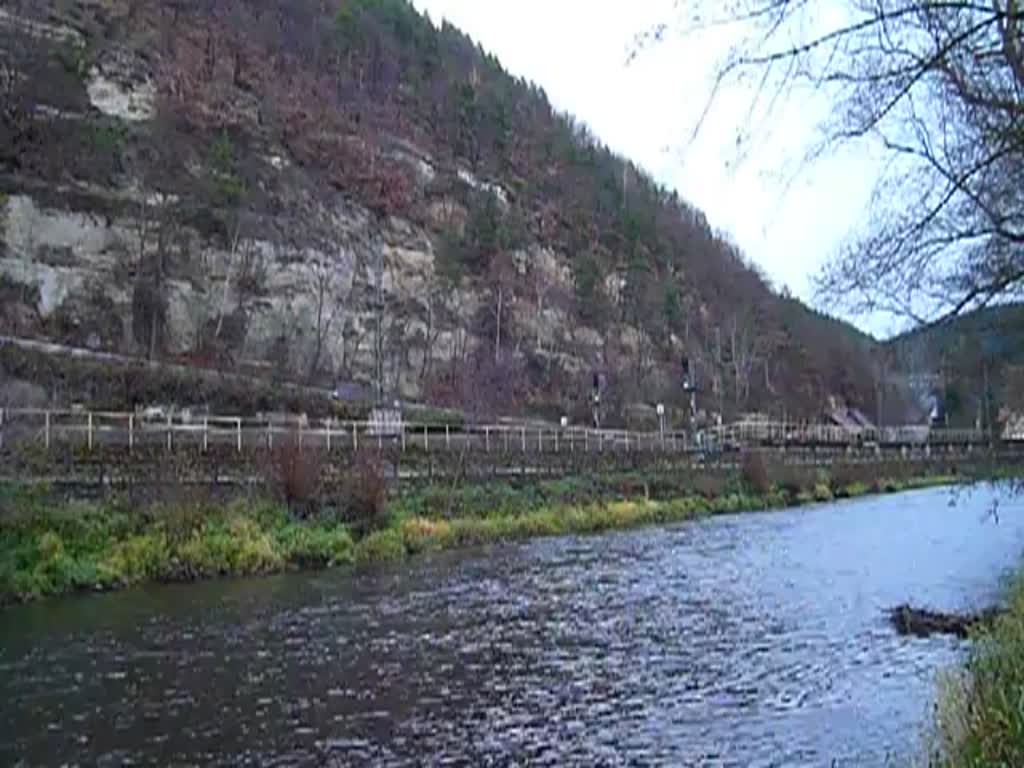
[930,570,1024,766]
[0,460,964,603]
[355,528,407,564]
[0,493,354,603]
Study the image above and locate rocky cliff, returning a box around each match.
[0,0,880,424]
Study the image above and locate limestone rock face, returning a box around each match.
[0,183,614,400]
[0,0,613,403]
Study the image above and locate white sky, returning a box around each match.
[412,0,898,335]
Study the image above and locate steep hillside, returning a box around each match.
[890,304,1024,366]
[0,0,878,423]
[887,303,1024,428]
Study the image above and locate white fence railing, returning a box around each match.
[0,408,995,455]
[709,421,987,446]
[0,408,696,455]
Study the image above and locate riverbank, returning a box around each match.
[929,567,1024,766]
[0,458,963,605]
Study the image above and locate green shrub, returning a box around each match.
[355,529,407,564]
[152,503,207,546]
[401,517,453,554]
[21,531,101,596]
[772,463,816,497]
[37,531,65,561]
[277,524,354,568]
[445,518,497,546]
[836,481,871,498]
[813,483,834,502]
[98,533,169,586]
[246,498,291,530]
[56,39,93,79]
[181,516,283,577]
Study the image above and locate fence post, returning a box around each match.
[203,417,209,453]
[423,424,428,451]
[326,419,332,453]
[521,426,526,452]
[353,422,358,452]
[267,419,273,450]
[298,418,304,450]
[88,412,94,451]
[538,429,542,452]
[401,423,406,452]
[555,430,559,453]
[584,429,589,452]
[445,424,450,450]
[166,415,172,452]
[485,426,490,452]
[236,418,242,453]
[128,414,134,454]
[44,410,51,449]
[0,407,4,450]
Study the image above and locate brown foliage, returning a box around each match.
[771,462,816,497]
[741,450,772,495]
[692,474,725,499]
[828,462,877,491]
[268,434,323,516]
[338,453,390,537]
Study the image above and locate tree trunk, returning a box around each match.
[375,248,384,400]
[309,282,325,383]
[495,285,503,363]
[214,222,242,340]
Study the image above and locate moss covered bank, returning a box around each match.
[0,460,960,605]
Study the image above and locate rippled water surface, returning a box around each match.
[3,486,1024,766]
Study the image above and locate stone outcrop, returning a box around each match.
[0,180,593,401]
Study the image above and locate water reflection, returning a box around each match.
[2,486,1023,766]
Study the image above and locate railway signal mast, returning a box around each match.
[592,371,607,430]
[682,356,699,447]
[682,356,697,420]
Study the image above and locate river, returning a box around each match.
[2,486,1023,766]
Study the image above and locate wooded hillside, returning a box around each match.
[0,0,882,423]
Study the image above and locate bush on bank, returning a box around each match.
[931,570,1024,767]
[0,489,356,603]
[0,460,958,604]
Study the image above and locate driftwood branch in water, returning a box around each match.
[888,604,1004,639]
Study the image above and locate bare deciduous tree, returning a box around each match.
[642,1,1024,322]
[419,275,447,387]
[304,251,349,384]
[725,308,763,410]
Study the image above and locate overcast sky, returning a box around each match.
[412,0,898,335]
